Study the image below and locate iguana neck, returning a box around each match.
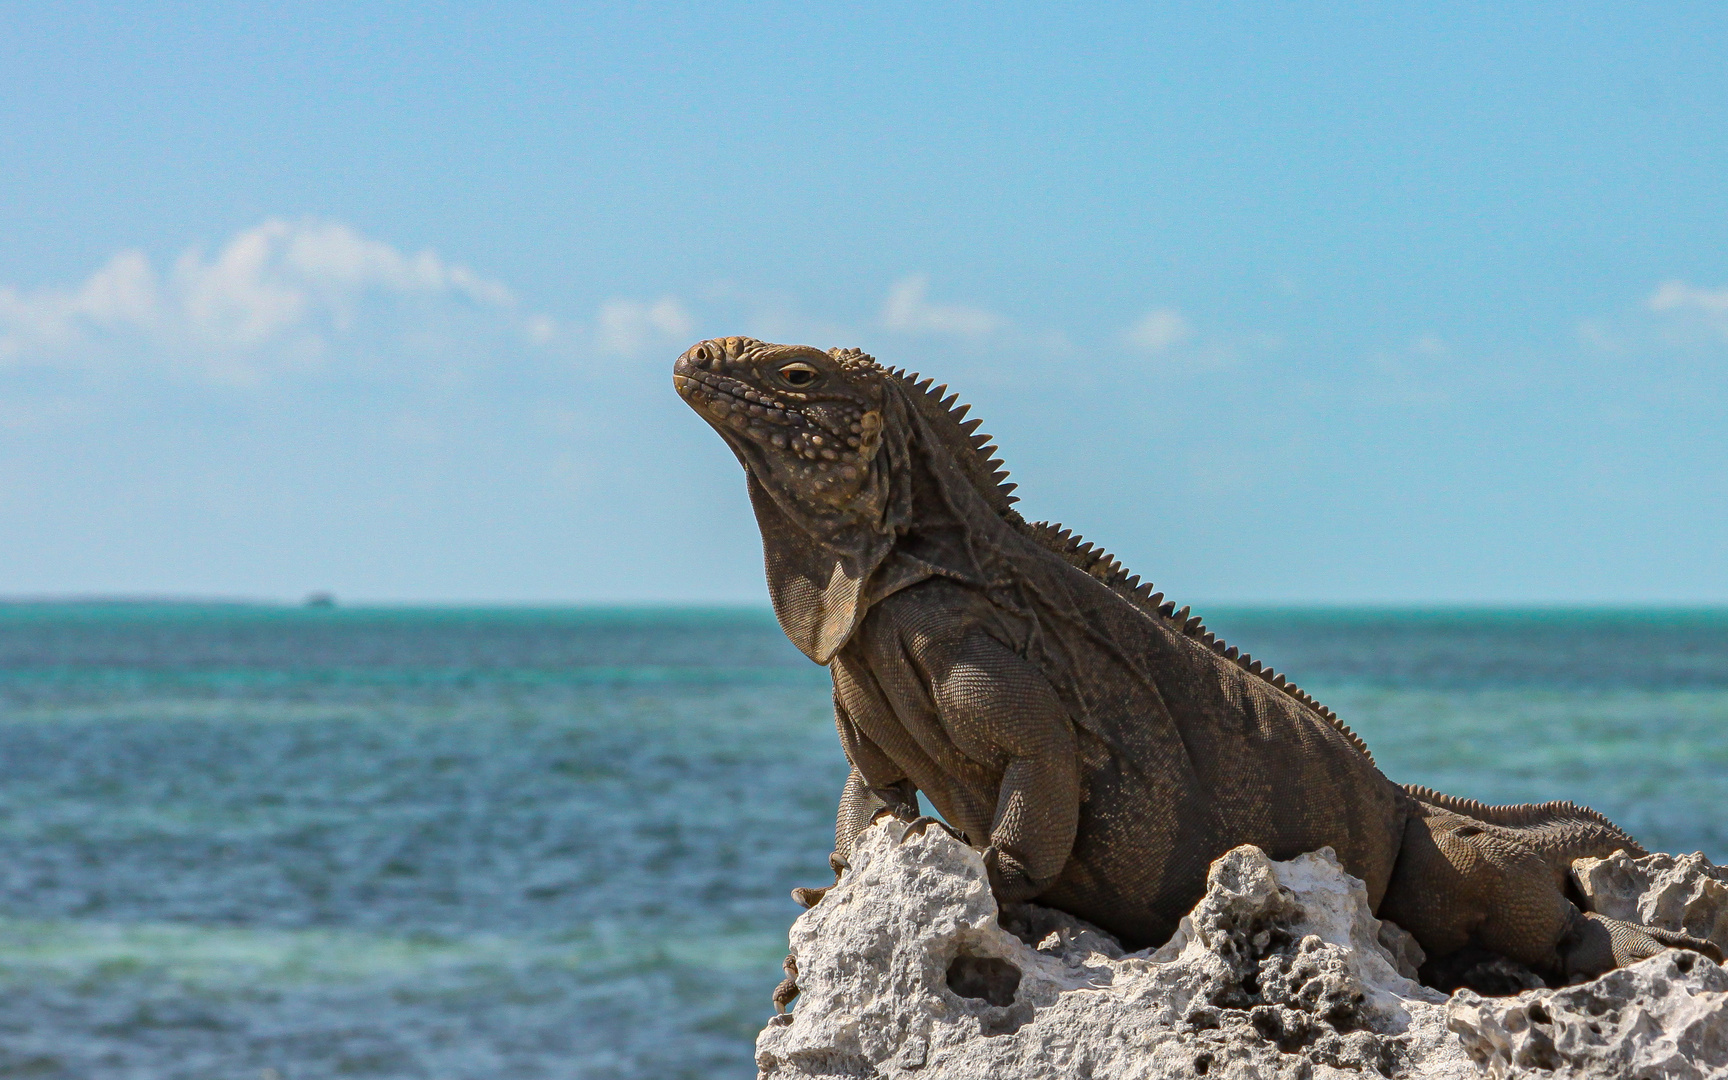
[749,386,915,664]
[860,388,1023,607]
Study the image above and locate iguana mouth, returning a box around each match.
[674,367,801,428]
[675,357,877,478]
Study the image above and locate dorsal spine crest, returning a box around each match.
[877,365,1372,765]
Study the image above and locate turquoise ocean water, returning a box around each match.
[0,604,1724,1078]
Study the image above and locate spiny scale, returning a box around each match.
[877,366,1373,764]
[890,367,1022,511]
[1402,785,1635,840]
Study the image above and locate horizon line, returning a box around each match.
[5,595,1728,613]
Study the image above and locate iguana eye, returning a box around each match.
[777,362,822,388]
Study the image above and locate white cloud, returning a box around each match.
[1117,306,1251,373]
[0,219,535,385]
[1122,308,1193,354]
[880,275,1001,339]
[0,250,159,357]
[595,297,695,356]
[1648,279,1728,340]
[1578,279,1728,358]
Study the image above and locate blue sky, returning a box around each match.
[2,3,1725,604]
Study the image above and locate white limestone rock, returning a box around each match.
[757,823,1728,1079]
[1447,949,1728,1079]
[755,821,1475,1079]
[1436,849,1728,1078]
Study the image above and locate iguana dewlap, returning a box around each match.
[673,336,1718,985]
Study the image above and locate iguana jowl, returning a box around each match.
[673,336,1718,984]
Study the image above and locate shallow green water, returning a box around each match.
[0,604,1722,1078]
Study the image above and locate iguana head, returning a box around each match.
[675,337,906,663]
[673,337,892,521]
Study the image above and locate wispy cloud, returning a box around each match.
[1121,308,1193,354]
[880,275,1002,339]
[1116,305,1253,374]
[594,297,695,357]
[1579,278,1728,356]
[1648,279,1728,341]
[1410,335,1449,359]
[0,219,537,385]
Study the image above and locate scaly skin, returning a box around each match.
[673,337,1719,993]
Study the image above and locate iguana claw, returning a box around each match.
[789,852,851,908]
[898,816,968,845]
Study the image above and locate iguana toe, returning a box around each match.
[898,816,967,845]
[789,851,851,908]
[790,885,830,908]
[1665,928,1724,963]
[771,954,799,1013]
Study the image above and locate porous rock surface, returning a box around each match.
[1448,849,1728,1079]
[756,820,1470,1079]
[1573,849,1728,957]
[1448,951,1728,1079]
[756,823,1728,1079]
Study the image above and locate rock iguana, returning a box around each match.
[672,336,1719,989]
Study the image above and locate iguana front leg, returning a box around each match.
[805,630,1082,908]
[922,629,1081,904]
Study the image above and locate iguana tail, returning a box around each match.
[1403,783,1648,868]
